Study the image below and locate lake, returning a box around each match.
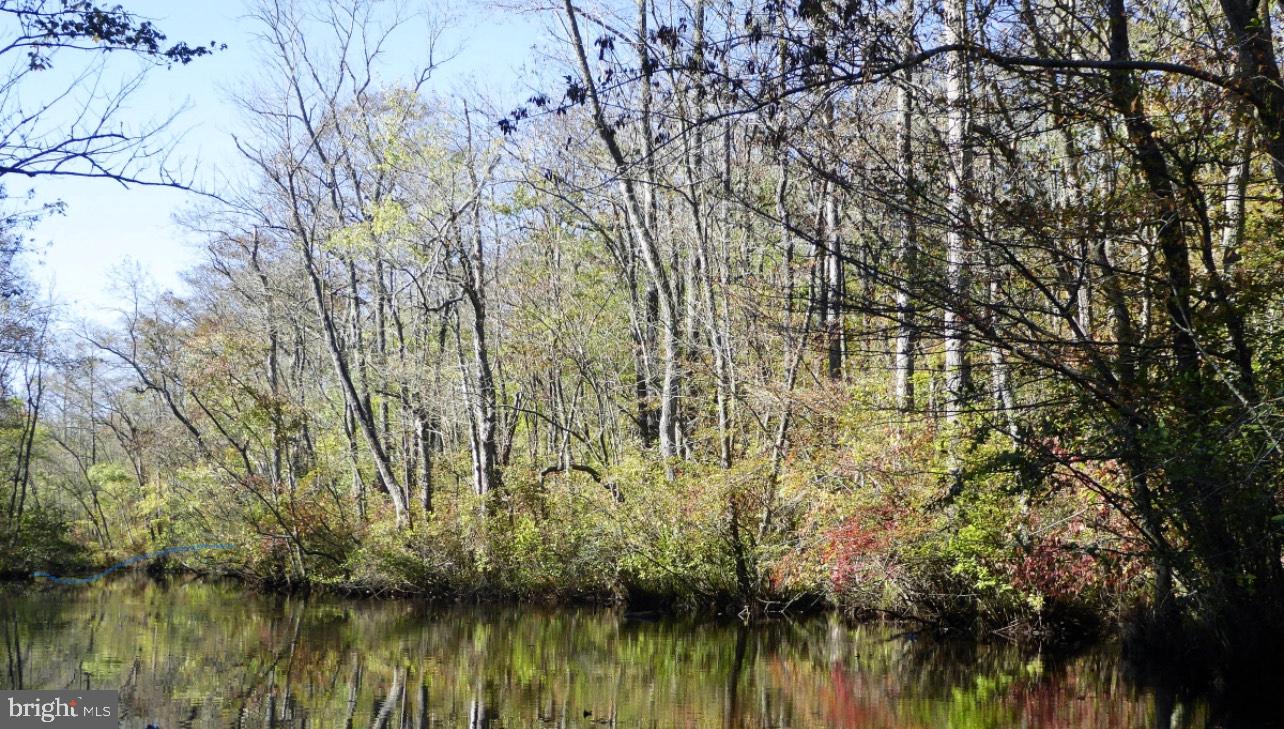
[0,576,1241,728]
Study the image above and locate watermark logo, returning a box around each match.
[2,691,117,728]
[32,543,235,585]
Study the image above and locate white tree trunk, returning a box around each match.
[894,0,917,412]
[943,0,972,424]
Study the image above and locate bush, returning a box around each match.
[0,505,94,577]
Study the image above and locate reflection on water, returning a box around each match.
[0,576,1240,728]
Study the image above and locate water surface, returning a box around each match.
[0,577,1228,728]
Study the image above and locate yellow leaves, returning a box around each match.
[370,198,410,238]
[324,199,416,257]
[88,461,132,489]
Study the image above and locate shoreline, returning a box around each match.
[2,567,1087,646]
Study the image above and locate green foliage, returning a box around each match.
[0,505,93,575]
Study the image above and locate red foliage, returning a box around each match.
[1012,537,1100,601]
[1011,510,1144,603]
[825,503,905,594]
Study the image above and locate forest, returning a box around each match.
[2,0,1284,690]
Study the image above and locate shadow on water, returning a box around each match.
[0,575,1274,728]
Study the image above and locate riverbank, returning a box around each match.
[1,470,1128,647]
[6,557,1093,646]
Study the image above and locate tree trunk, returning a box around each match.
[462,111,501,500]
[1222,121,1252,270]
[564,0,681,476]
[301,241,407,524]
[943,0,972,424]
[823,177,844,380]
[894,0,917,411]
[1217,0,1284,200]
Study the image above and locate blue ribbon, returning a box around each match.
[32,544,235,585]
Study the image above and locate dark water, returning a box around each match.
[0,577,1237,728]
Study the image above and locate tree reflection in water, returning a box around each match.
[0,577,1256,728]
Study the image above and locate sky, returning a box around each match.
[20,1,546,322]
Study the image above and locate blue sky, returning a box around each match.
[24,1,545,321]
